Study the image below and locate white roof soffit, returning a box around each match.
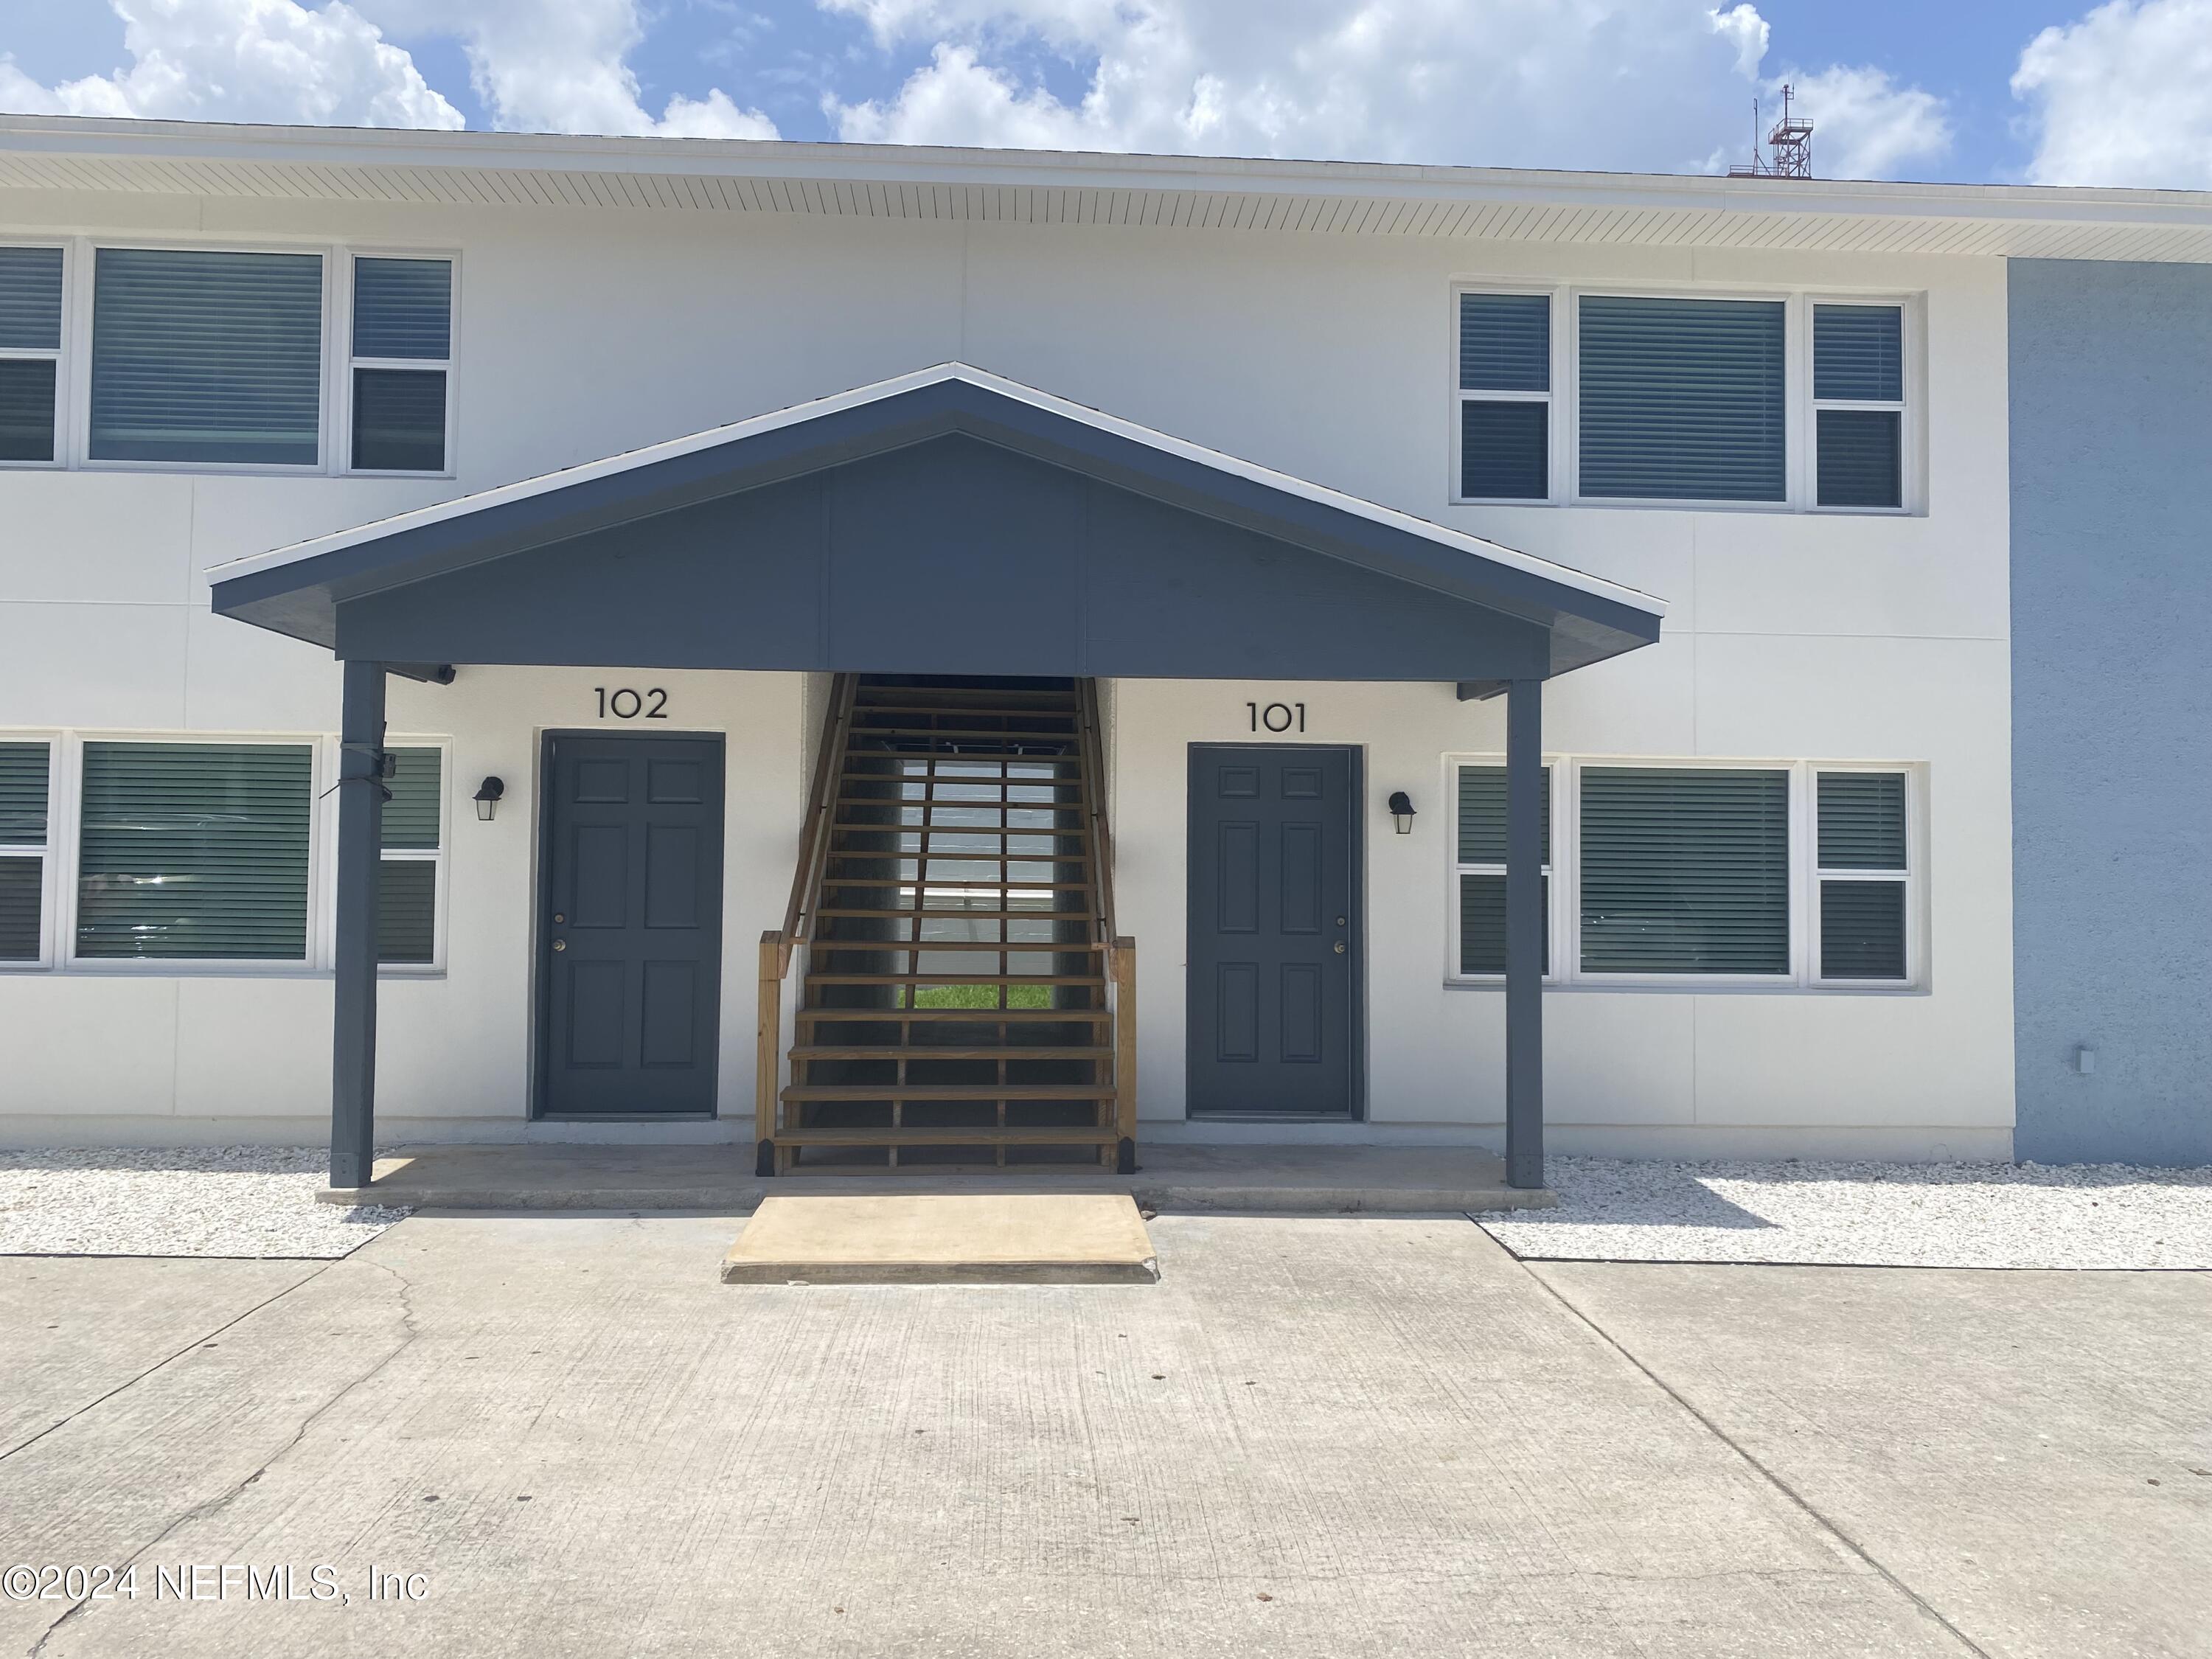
[206,360,1666,625]
[7,115,2212,263]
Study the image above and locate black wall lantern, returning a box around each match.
[1388,790,1416,835]
[473,776,505,822]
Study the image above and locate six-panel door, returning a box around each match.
[1186,745,1357,1117]
[538,734,725,1116]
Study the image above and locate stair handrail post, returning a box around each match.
[759,674,858,1176]
[1076,682,1135,1174]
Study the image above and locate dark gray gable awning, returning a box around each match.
[209,364,1664,681]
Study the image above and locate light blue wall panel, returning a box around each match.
[2009,259,2212,1166]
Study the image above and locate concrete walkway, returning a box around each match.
[320,1141,1555,1213]
[1,1214,2205,1658]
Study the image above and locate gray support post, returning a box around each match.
[1504,675,1545,1189]
[331,659,388,1192]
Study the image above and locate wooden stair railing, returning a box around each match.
[756,673,858,1177]
[758,675,1135,1175]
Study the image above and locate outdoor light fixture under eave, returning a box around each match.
[1388,791,1416,835]
[473,777,505,822]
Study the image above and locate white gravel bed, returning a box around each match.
[1472,1157,2212,1269]
[0,1147,408,1259]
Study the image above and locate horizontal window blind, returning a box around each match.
[378,860,436,964]
[0,741,49,844]
[1456,765,1551,863]
[352,368,445,473]
[1579,296,1785,501]
[76,742,313,960]
[1579,767,1790,974]
[89,248,324,466]
[0,359,56,462]
[1461,873,1550,976]
[380,748,442,849]
[0,740,46,961]
[1813,305,1902,402]
[0,856,38,960]
[0,246,62,352]
[1459,293,1549,392]
[1817,772,1907,869]
[1459,401,1548,501]
[1816,409,1902,509]
[352,259,451,360]
[1820,881,1905,980]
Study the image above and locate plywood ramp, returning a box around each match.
[719,1194,1158,1284]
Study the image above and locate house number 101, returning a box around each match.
[594,686,669,720]
[1247,701,1307,733]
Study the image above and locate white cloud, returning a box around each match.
[1763,65,1952,181]
[2013,0,2212,187]
[353,0,778,137]
[0,0,462,128]
[821,0,1950,179]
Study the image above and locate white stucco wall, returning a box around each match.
[0,187,2014,1155]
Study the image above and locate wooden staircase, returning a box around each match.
[755,674,1135,1175]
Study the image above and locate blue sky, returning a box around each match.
[3,1,2208,189]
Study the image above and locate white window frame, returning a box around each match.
[1444,754,1925,992]
[18,237,457,478]
[1447,280,1925,515]
[1443,753,1563,985]
[0,730,450,978]
[1449,286,1559,506]
[373,739,452,976]
[338,248,460,480]
[1809,764,1921,987]
[0,240,68,472]
[0,734,60,969]
[1805,296,1918,515]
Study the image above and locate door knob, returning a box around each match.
[552,939,567,953]
[1333,940,1346,954]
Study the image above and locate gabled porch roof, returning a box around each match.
[208,364,1662,685]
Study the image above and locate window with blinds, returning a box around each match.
[1456,292,1551,500]
[1578,296,1786,501]
[1814,304,1905,509]
[1816,771,1909,980]
[0,741,52,962]
[75,742,314,961]
[0,246,63,465]
[1579,767,1790,975]
[350,257,452,473]
[1454,764,1551,975]
[378,746,443,964]
[88,248,324,466]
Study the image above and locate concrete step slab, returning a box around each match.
[719,1193,1159,1284]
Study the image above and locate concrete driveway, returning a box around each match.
[0,1214,2205,1658]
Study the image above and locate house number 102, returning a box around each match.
[595,686,669,720]
[1247,701,1307,733]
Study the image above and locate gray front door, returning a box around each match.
[1186,745,1359,1117]
[537,733,725,1117]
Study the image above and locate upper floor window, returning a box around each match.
[91,248,325,467]
[1813,304,1905,509]
[0,246,63,465]
[1453,286,1915,513]
[0,240,455,476]
[350,257,453,473]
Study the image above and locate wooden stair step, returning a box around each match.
[804,973,1105,986]
[833,825,1083,839]
[791,1045,1110,1061]
[812,939,1106,953]
[797,1007,1112,1023]
[812,908,1093,920]
[771,1126,1117,1147]
[830,796,1086,810]
[818,879,1095,893]
[782,1084,1114,1102]
[852,688,1077,706]
[828,852,1088,865]
[851,706,1077,720]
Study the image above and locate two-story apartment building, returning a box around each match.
[1,115,2206,1184]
